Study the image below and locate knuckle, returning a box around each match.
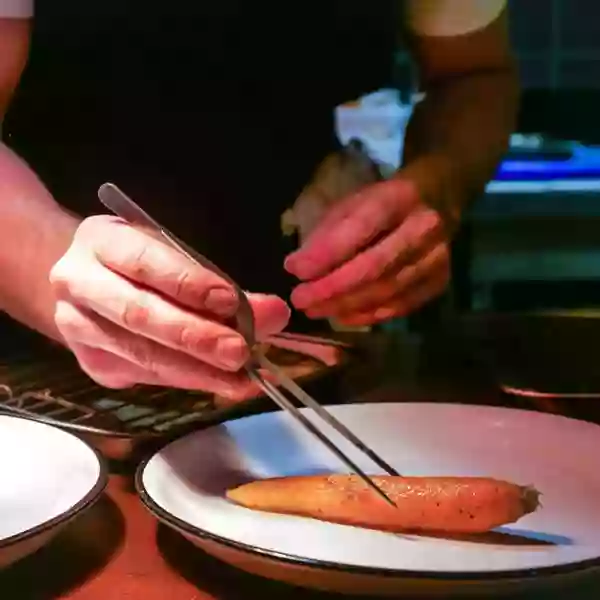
[50,241,99,298]
[74,215,113,243]
[120,293,150,330]
[412,257,428,282]
[377,280,398,303]
[93,227,145,269]
[48,260,68,290]
[48,251,78,290]
[81,214,108,229]
[393,262,416,289]
[53,301,84,338]
[174,267,194,301]
[171,322,202,354]
[83,217,152,275]
[121,241,151,281]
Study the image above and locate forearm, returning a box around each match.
[401,67,519,228]
[0,142,80,342]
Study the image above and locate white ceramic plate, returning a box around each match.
[0,414,107,568]
[137,403,600,596]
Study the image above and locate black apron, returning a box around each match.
[4,0,397,307]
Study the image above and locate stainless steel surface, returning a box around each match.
[99,183,398,504]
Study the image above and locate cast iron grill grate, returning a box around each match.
[0,354,219,437]
[0,333,349,445]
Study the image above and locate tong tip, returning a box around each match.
[361,475,397,507]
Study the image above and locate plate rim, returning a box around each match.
[135,402,600,582]
[0,413,109,550]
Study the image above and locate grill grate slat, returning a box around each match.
[0,337,344,444]
[0,355,219,437]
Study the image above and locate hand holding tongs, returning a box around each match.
[97,183,399,505]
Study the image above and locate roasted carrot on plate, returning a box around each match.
[227,475,541,534]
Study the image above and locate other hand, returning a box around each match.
[285,177,450,326]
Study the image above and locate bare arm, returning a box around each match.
[401,3,519,228]
[0,18,80,341]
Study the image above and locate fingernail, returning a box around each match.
[284,254,299,274]
[265,300,292,333]
[285,253,312,278]
[217,335,249,370]
[205,288,238,317]
[290,287,312,309]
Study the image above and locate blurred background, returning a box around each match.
[377,0,600,317]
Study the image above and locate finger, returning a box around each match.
[213,368,283,409]
[56,301,261,399]
[53,265,249,371]
[75,216,239,318]
[291,207,443,310]
[337,266,450,327]
[264,334,341,367]
[305,243,449,319]
[69,343,157,389]
[249,293,291,339]
[285,179,410,281]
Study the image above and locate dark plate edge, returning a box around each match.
[133,402,600,583]
[0,413,109,550]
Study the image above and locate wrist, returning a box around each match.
[32,209,81,343]
[396,153,467,236]
[1,203,80,344]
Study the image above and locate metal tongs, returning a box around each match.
[98,183,399,505]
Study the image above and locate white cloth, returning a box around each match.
[0,0,33,17]
[405,0,506,37]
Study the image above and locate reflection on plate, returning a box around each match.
[137,403,600,597]
[0,414,107,569]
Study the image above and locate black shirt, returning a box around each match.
[4,0,397,298]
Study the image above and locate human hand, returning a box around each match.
[49,216,290,400]
[284,177,451,327]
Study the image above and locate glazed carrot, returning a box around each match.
[226,475,540,534]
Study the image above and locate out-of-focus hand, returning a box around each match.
[284,177,450,326]
[49,216,290,400]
